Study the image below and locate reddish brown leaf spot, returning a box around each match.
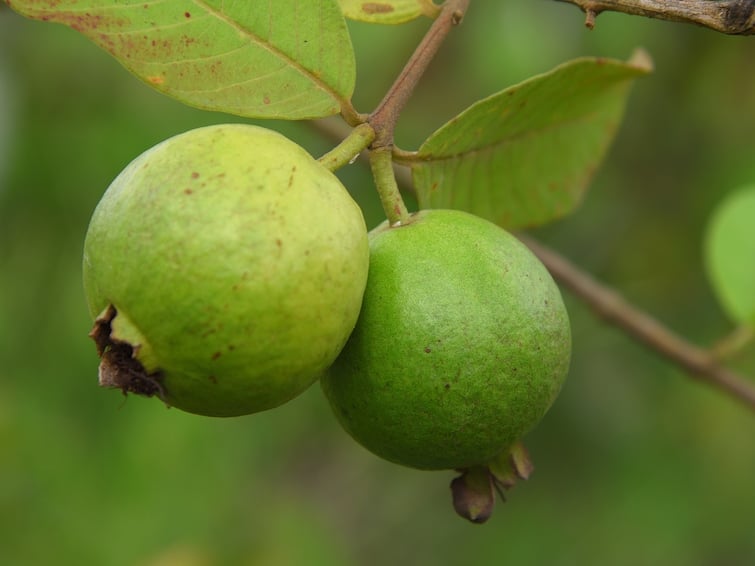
[147,75,164,85]
[39,10,130,34]
[183,188,193,195]
[362,2,394,14]
[263,95,271,105]
[191,172,200,179]
[184,11,191,18]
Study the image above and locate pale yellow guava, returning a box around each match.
[83,124,369,417]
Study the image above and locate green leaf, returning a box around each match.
[407,51,652,229]
[8,0,355,120]
[338,0,438,24]
[705,186,755,327]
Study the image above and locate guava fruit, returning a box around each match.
[321,209,571,470]
[83,124,369,417]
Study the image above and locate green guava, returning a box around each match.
[321,209,571,470]
[83,124,369,417]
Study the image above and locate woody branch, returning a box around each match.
[555,0,755,34]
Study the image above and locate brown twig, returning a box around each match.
[520,235,755,412]
[555,0,755,34]
[369,0,471,148]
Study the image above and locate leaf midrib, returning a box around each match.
[191,0,348,106]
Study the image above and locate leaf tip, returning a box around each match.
[628,48,654,74]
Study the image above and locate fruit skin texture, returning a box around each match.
[83,124,369,417]
[321,209,570,470]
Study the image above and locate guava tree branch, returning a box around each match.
[357,0,470,224]
[369,0,471,148]
[555,0,755,34]
[520,236,755,412]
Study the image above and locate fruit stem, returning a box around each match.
[317,123,376,172]
[369,147,411,225]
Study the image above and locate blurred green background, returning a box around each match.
[1,1,754,564]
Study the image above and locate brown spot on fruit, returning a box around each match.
[211,351,222,360]
[208,375,218,384]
